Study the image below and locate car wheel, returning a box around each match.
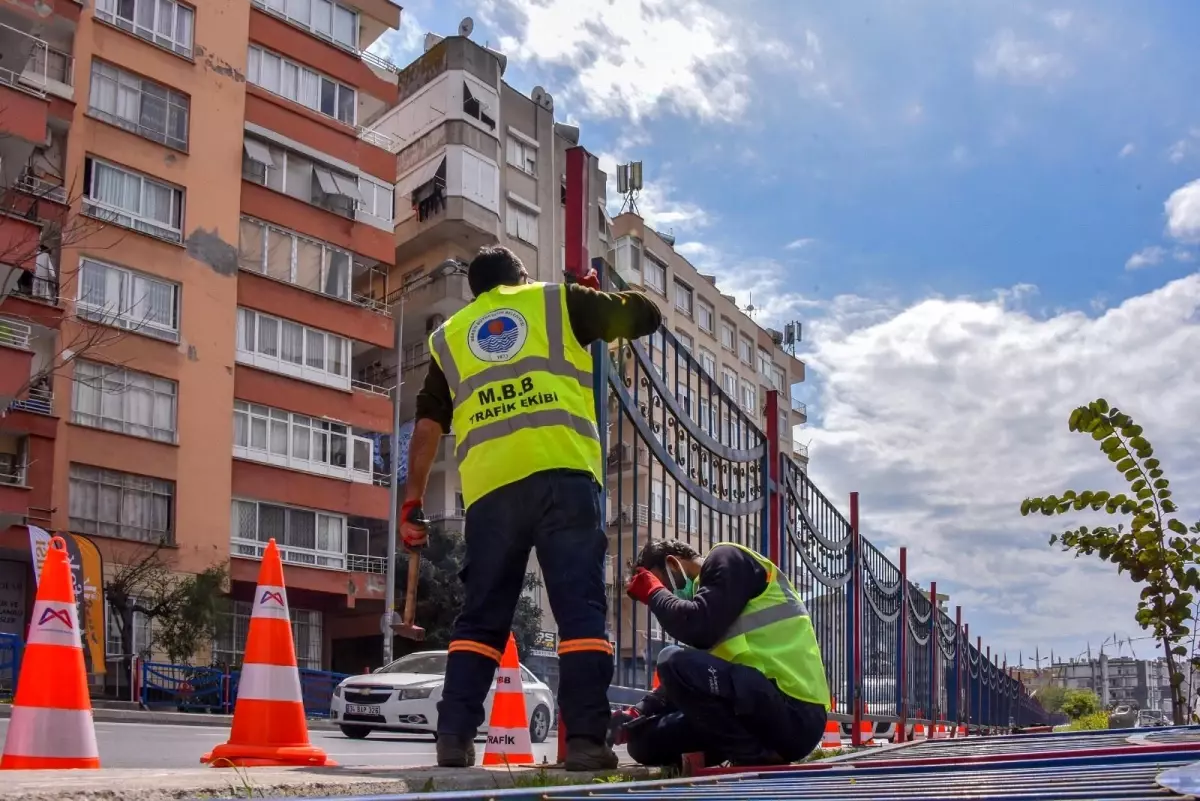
[530,704,551,744]
[340,725,372,739]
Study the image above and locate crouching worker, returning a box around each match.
[614,540,830,767]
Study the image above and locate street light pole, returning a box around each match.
[382,292,405,667]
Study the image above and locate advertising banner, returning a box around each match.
[27,525,106,675]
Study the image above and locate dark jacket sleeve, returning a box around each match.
[646,545,768,650]
[564,284,663,347]
[414,360,453,434]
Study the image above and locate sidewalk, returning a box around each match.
[0,764,658,800]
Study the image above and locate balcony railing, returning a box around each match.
[0,24,73,96]
[12,271,58,304]
[230,536,347,571]
[346,552,386,574]
[351,378,391,398]
[15,172,68,204]
[791,397,807,416]
[357,126,400,153]
[9,382,53,415]
[0,461,26,486]
[360,48,401,75]
[793,441,810,460]
[0,318,32,350]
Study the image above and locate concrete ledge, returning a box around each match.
[0,705,336,731]
[0,764,660,800]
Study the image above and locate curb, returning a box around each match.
[0,705,336,730]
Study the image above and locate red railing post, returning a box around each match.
[896,547,908,743]
[955,606,963,730]
[765,389,781,567]
[849,492,863,747]
[985,645,992,731]
[929,581,938,727]
[563,147,590,282]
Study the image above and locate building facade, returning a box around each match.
[0,0,406,683]
[1047,656,1171,714]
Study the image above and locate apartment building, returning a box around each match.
[0,0,406,680]
[352,31,611,682]
[1050,655,1171,714]
[604,213,809,669]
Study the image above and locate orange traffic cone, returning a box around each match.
[482,633,534,766]
[858,702,875,746]
[820,696,840,749]
[912,721,927,740]
[652,669,660,690]
[202,539,333,768]
[1,536,99,770]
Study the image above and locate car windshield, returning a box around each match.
[377,652,448,675]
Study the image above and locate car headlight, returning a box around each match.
[398,685,437,700]
[333,685,343,698]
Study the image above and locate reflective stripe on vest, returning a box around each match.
[430,284,600,460]
[712,570,809,649]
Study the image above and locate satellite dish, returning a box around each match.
[458,16,474,37]
[531,86,546,105]
[540,91,554,111]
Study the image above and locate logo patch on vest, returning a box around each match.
[468,309,529,363]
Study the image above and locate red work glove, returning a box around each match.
[607,707,641,747]
[579,267,601,290]
[625,568,666,605]
[399,500,428,550]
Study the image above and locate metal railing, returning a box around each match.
[0,461,26,486]
[351,378,391,397]
[791,397,807,416]
[15,172,68,204]
[0,318,32,350]
[346,552,386,574]
[0,23,48,94]
[352,292,391,314]
[9,382,53,415]
[357,126,400,152]
[360,48,401,75]
[793,441,810,459]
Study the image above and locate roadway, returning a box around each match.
[0,720,628,769]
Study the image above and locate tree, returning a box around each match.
[1036,684,1067,714]
[105,540,230,684]
[396,522,544,660]
[1060,688,1101,719]
[1021,398,1200,724]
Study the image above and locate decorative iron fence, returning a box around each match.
[597,259,1047,738]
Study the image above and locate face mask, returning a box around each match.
[665,557,696,601]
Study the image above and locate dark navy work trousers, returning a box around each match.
[436,469,614,743]
[625,647,827,766]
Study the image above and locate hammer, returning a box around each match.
[393,504,427,641]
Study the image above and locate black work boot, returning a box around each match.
[436,733,477,768]
[565,737,619,772]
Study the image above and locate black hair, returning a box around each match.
[468,246,524,297]
[635,539,700,573]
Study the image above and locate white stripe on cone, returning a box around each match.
[4,707,98,759]
[251,585,291,620]
[485,725,532,755]
[236,662,304,703]
[495,667,521,687]
[26,601,82,649]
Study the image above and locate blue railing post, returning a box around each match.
[848,492,863,745]
[591,256,609,532]
[950,606,962,723]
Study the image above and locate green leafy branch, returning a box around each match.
[1020,398,1200,723]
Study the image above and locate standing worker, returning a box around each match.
[615,539,830,767]
[400,246,662,770]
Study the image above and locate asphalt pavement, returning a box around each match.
[0,719,627,769]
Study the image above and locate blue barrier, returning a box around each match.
[227,667,349,718]
[137,661,349,718]
[0,633,22,694]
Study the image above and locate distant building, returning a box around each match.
[1047,656,1171,714]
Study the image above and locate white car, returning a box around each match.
[330,650,556,743]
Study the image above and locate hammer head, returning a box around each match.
[392,622,426,641]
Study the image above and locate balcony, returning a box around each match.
[0,22,73,102]
[0,436,29,528]
[0,317,33,406]
[10,253,59,306]
[8,378,52,416]
[793,441,810,462]
[791,397,808,423]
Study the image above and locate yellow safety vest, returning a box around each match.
[701,542,831,710]
[428,282,602,508]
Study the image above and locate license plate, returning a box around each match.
[346,704,381,715]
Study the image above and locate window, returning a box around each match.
[236,307,351,390]
[648,329,664,352]
[357,177,394,228]
[720,319,736,351]
[231,498,346,571]
[674,280,693,316]
[460,149,499,212]
[247,45,356,125]
[83,157,184,243]
[770,364,786,392]
[233,401,374,483]
[644,254,666,294]
[738,335,753,365]
[252,0,358,51]
[699,348,716,378]
[698,397,713,433]
[613,237,641,284]
[238,217,352,300]
[758,348,772,378]
[241,138,361,219]
[89,60,189,150]
[506,200,539,244]
[506,135,537,175]
[721,367,737,397]
[69,464,174,544]
[106,598,155,658]
[462,81,495,128]
[73,360,178,443]
[741,381,757,418]
[94,0,194,58]
[697,299,714,334]
[675,330,693,354]
[213,600,324,669]
[76,257,181,342]
[650,479,670,523]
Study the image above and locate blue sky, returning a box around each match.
[375,1,1200,666]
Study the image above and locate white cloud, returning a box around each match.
[370,9,428,67]
[476,0,812,123]
[1047,10,1074,30]
[1176,249,1197,263]
[1119,142,1136,158]
[1125,245,1166,270]
[975,29,1072,84]
[1168,129,1200,164]
[786,238,817,251]
[674,241,819,326]
[801,273,1200,652]
[1166,179,1200,242]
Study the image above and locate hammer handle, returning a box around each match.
[402,549,420,626]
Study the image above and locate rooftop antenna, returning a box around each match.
[617,161,643,215]
[744,292,758,320]
[782,321,803,356]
